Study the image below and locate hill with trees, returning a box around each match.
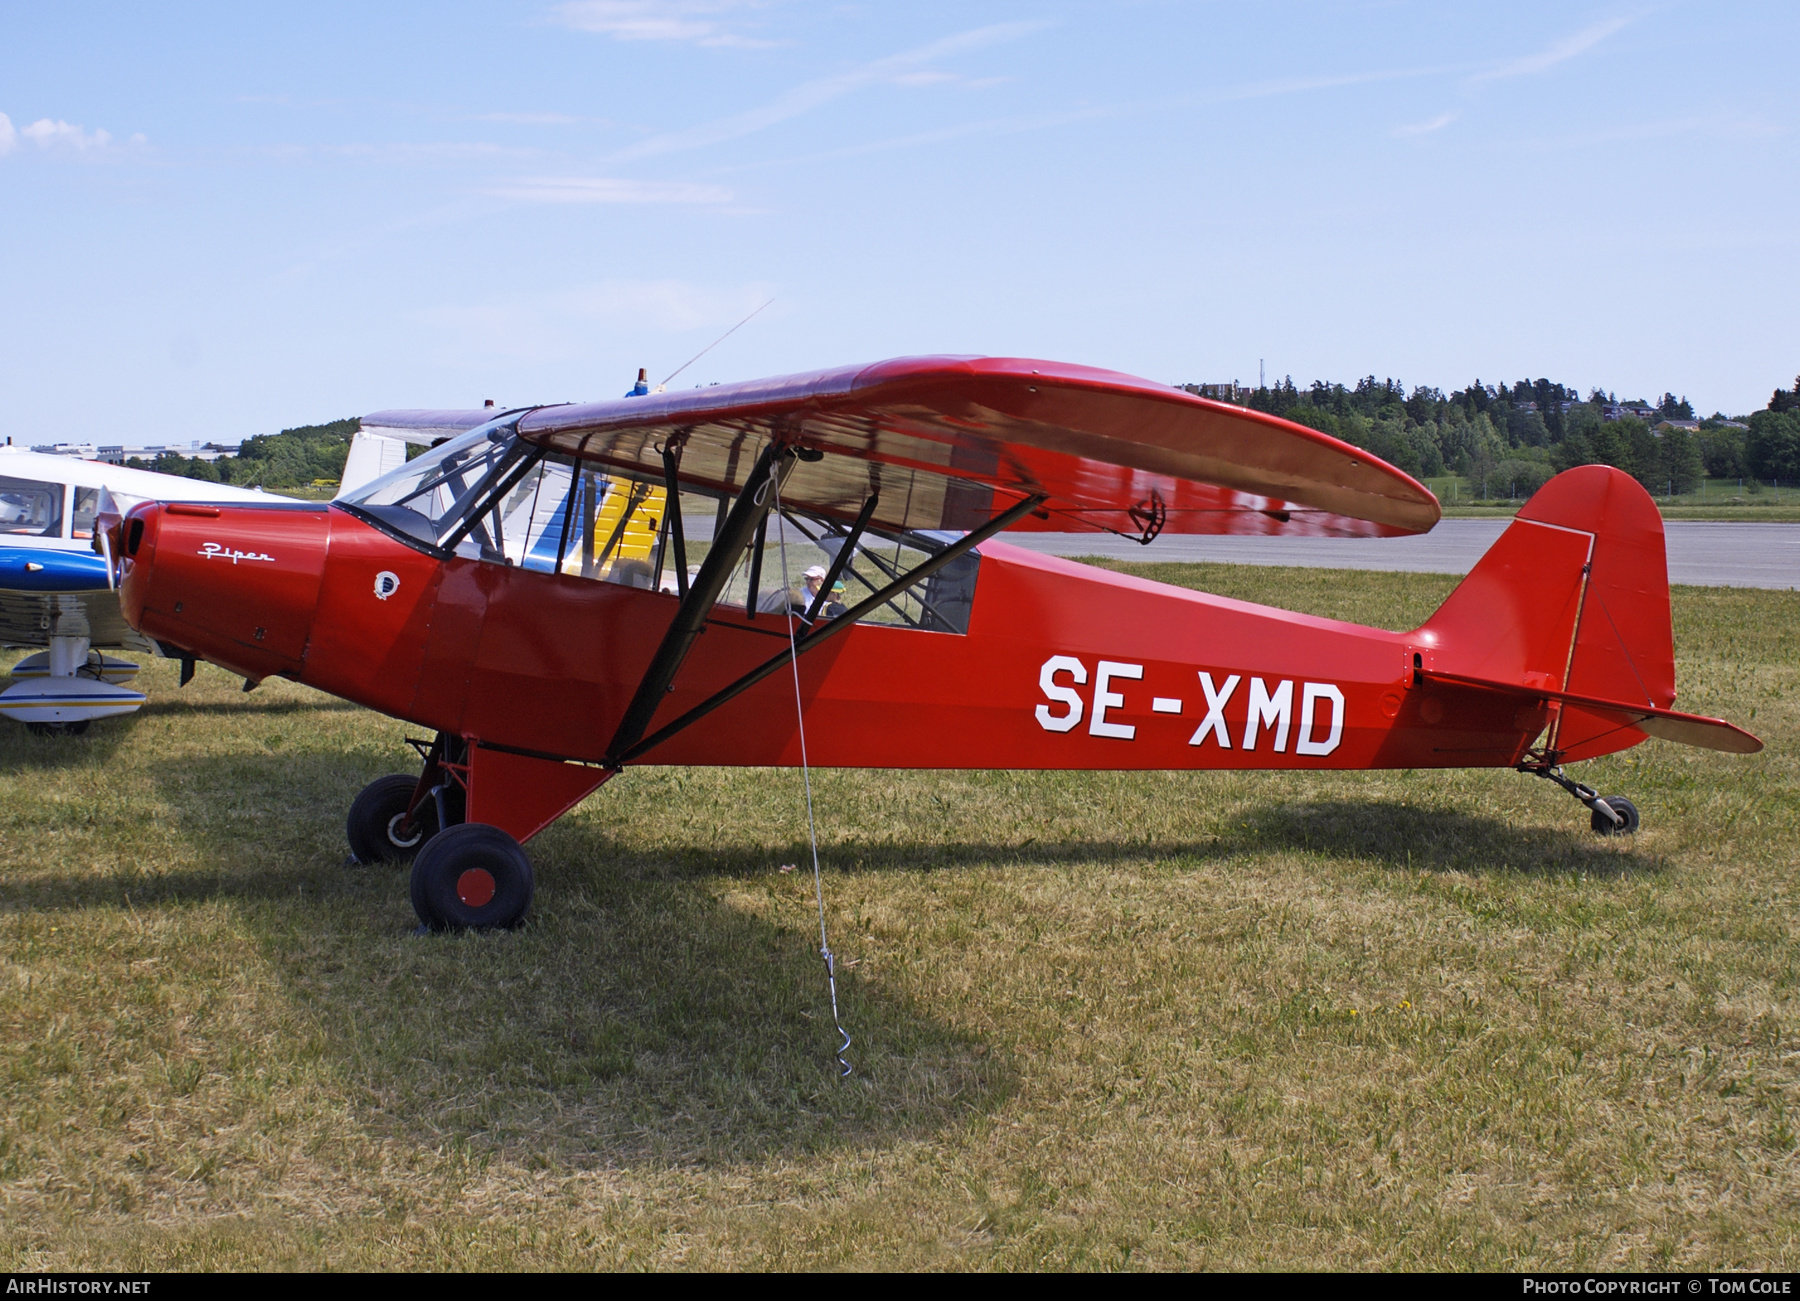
[127,418,360,490]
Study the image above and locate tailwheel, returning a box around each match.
[1519,761,1642,837]
[1591,795,1640,836]
[409,823,534,932]
[347,773,441,864]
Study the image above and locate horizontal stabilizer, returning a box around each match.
[1421,669,1762,755]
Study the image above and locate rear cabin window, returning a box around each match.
[0,476,64,537]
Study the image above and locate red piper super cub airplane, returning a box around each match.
[104,357,1760,932]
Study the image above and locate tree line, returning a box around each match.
[1184,373,1800,497]
[130,371,1800,500]
[127,418,360,490]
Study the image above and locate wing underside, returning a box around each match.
[368,356,1441,540]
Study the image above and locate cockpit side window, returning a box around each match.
[714,512,979,634]
[71,487,100,540]
[0,476,65,538]
[480,461,669,584]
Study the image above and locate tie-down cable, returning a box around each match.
[763,472,853,1079]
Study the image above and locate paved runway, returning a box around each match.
[1001,520,1800,589]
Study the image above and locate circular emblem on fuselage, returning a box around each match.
[374,571,400,600]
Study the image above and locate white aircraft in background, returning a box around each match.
[0,423,425,734]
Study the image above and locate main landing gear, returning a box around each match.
[409,823,534,932]
[345,733,533,931]
[1520,762,1641,836]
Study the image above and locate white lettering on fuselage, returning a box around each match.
[1034,657,1344,757]
[1090,661,1142,739]
[1034,656,1087,733]
[198,542,275,565]
[1243,677,1293,751]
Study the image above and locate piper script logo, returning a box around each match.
[198,542,276,565]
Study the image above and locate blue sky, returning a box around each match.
[2,1,1795,445]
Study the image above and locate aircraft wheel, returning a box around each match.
[25,720,90,737]
[409,823,534,932]
[346,773,439,864]
[1591,796,1640,836]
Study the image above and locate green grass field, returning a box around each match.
[1,563,1795,1270]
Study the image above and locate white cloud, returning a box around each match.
[610,20,1048,162]
[1504,113,1785,153]
[487,175,734,204]
[1393,111,1458,138]
[549,1,777,48]
[889,71,958,88]
[416,279,776,363]
[1207,65,1465,105]
[18,117,113,150]
[1,114,142,157]
[472,111,598,126]
[1472,14,1638,83]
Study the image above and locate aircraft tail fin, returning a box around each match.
[336,429,412,499]
[1417,465,1692,761]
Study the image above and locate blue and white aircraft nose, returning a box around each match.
[0,547,111,591]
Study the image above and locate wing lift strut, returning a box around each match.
[601,445,1046,768]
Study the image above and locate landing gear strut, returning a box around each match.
[1520,762,1640,836]
[346,733,534,931]
[347,774,442,862]
[346,733,469,864]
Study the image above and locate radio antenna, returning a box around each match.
[659,298,774,390]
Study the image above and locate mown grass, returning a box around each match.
[0,564,1795,1270]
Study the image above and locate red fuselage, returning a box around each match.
[118,500,1547,784]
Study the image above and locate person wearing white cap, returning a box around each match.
[801,563,829,607]
[755,561,831,615]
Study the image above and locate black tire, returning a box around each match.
[347,773,439,864]
[409,823,534,932]
[1591,795,1641,836]
[26,720,90,737]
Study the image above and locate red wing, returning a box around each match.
[496,356,1439,539]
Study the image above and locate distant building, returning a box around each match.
[34,439,228,464]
